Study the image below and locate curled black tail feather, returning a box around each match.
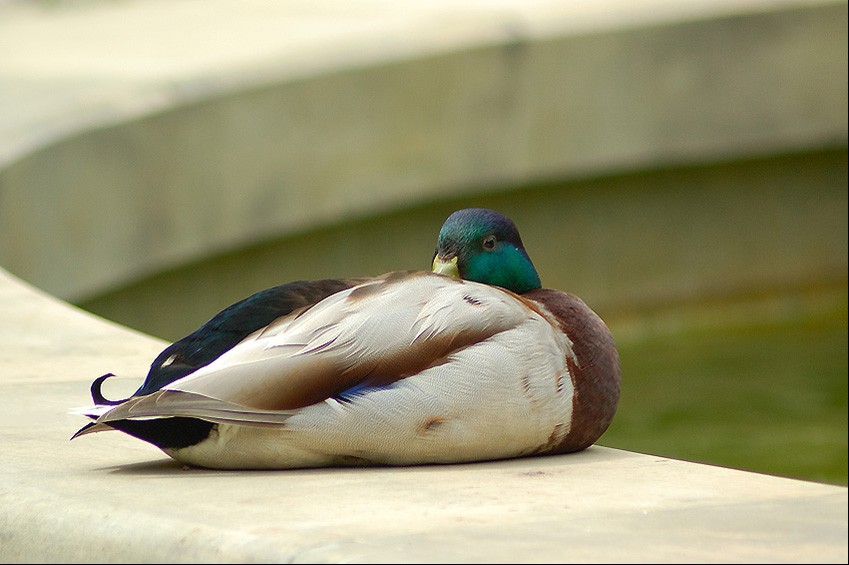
[91,373,130,406]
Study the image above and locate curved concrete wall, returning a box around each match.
[1,0,846,306]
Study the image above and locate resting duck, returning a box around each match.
[73,208,620,469]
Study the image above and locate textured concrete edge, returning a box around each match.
[0,484,289,563]
[1,0,840,167]
[1,472,844,564]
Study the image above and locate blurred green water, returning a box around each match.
[602,294,848,486]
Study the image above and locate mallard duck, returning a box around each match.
[73,208,620,469]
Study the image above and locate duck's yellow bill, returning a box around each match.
[432,255,460,278]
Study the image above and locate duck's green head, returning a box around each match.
[432,208,542,294]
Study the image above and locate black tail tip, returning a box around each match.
[70,420,98,440]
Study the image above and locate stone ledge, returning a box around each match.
[1,266,847,562]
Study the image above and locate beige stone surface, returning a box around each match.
[1,265,847,562]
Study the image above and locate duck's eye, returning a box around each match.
[482,235,497,251]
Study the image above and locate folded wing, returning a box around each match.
[86,272,535,430]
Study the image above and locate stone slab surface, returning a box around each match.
[1,266,846,563]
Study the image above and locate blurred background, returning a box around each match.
[1,0,846,484]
